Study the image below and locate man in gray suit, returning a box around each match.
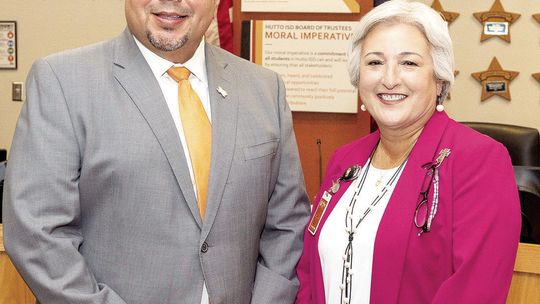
[3,0,310,303]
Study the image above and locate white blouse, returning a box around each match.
[318,162,405,304]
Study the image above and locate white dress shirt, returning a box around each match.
[134,37,210,304]
[318,162,404,304]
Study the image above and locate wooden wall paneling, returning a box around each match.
[292,111,371,201]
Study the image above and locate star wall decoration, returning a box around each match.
[473,0,520,42]
[471,57,518,101]
[446,70,459,100]
[534,13,540,24]
[431,0,459,25]
[533,73,540,84]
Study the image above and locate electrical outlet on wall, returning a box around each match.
[12,82,24,102]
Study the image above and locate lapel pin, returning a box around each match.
[216,86,228,98]
[434,148,451,168]
[340,165,361,182]
[330,180,340,194]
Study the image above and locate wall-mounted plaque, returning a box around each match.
[471,57,518,101]
[0,21,17,69]
[247,20,358,113]
[533,73,540,84]
[473,0,520,43]
[533,13,540,23]
[241,0,360,13]
[431,0,459,25]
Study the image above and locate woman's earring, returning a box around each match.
[436,101,444,112]
[360,104,367,112]
[436,97,444,112]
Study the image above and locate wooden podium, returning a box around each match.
[507,242,540,303]
[0,225,36,304]
[0,223,539,303]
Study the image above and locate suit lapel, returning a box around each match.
[112,29,202,228]
[371,111,451,302]
[201,44,238,239]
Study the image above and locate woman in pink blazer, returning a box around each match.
[295,1,521,303]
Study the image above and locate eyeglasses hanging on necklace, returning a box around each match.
[414,148,451,236]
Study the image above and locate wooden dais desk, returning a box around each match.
[507,242,540,303]
[0,224,36,304]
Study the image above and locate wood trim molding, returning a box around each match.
[0,224,4,252]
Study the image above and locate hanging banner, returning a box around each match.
[249,20,358,113]
[241,0,360,13]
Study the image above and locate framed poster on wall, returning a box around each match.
[241,0,361,13]
[246,20,358,113]
[0,21,17,69]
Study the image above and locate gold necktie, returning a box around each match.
[167,67,211,219]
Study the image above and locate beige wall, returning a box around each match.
[0,0,125,153]
[1,0,540,155]
[416,0,540,128]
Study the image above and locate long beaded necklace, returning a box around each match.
[339,156,407,304]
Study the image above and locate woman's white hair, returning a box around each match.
[347,0,455,103]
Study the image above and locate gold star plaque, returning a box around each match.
[431,0,459,25]
[534,13,540,23]
[533,73,540,84]
[473,0,520,42]
[446,70,459,100]
[471,57,518,101]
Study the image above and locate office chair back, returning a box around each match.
[462,122,540,243]
[462,122,540,167]
[514,166,540,244]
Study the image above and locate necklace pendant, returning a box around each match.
[374,177,382,187]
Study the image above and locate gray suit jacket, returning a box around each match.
[3,29,310,304]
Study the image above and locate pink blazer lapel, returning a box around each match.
[307,132,380,303]
[313,131,381,240]
[371,112,451,302]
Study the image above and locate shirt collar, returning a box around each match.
[133,36,208,85]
